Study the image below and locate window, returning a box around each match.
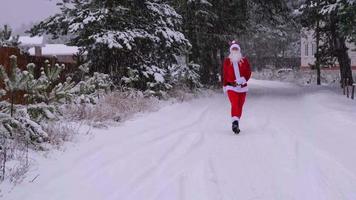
[305,43,309,57]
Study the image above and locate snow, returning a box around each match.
[28,44,80,56]
[188,0,213,7]
[18,36,44,47]
[154,72,165,83]
[2,79,356,199]
[90,30,157,50]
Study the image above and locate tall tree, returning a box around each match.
[170,0,221,85]
[300,0,356,85]
[0,25,19,47]
[300,0,324,85]
[171,0,296,84]
[30,0,190,92]
[242,0,300,71]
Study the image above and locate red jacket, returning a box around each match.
[223,57,252,88]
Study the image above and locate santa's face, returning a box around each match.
[229,49,242,62]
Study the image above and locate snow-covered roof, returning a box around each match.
[29,44,80,56]
[18,36,44,47]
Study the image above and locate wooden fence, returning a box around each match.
[0,47,78,104]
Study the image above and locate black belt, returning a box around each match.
[227,82,247,87]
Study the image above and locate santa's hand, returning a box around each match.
[236,77,247,85]
[223,87,227,94]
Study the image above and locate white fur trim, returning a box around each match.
[232,60,241,79]
[232,116,240,122]
[236,77,247,85]
[230,44,241,52]
[223,85,248,93]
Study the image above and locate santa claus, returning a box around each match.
[222,41,252,134]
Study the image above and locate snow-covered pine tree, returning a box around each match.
[71,71,113,104]
[170,0,218,85]
[0,58,49,146]
[26,60,75,104]
[171,0,295,84]
[242,0,299,71]
[30,0,190,94]
[335,0,356,43]
[299,0,325,84]
[0,56,29,117]
[169,61,202,90]
[344,1,356,43]
[0,89,5,99]
[0,25,19,47]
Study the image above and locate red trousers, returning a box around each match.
[227,91,246,120]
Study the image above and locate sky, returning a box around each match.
[0,0,59,30]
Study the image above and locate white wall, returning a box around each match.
[301,30,356,67]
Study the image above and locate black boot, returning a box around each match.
[232,120,240,134]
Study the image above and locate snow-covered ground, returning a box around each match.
[2,79,356,200]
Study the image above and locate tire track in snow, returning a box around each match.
[118,97,225,200]
[105,102,214,200]
[36,104,212,193]
[117,134,206,199]
[5,80,356,200]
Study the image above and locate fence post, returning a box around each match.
[1,147,6,181]
[346,78,350,98]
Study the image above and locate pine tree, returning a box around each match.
[171,0,296,84]
[241,0,299,71]
[26,60,75,104]
[30,0,190,93]
[300,0,355,85]
[0,56,29,117]
[71,71,113,104]
[170,0,220,85]
[0,25,19,47]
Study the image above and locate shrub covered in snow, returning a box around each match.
[0,101,55,148]
[71,71,113,104]
[0,57,95,150]
[169,62,202,90]
[61,89,159,125]
[25,60,75,105]
[0,56,29,117]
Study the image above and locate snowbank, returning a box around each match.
[253,68,356,87]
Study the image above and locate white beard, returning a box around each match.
[229,51,242,62]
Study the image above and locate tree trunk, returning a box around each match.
[315,19,321,85]
[330,13,354,86]
[10,92,14,117]
[211,48,220,86]
[334,36,353,86]
[219,48,225,86]
[2,147,6,181]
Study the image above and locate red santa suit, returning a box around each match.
[223,43,252,122]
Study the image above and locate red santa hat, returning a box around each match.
[229,40,241,52]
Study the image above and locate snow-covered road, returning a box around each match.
[3,79,356,200]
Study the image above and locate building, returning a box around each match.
[16,35,81,64]
[301,30,356,69]
[28,44,80,64]
[18,36,44,56]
